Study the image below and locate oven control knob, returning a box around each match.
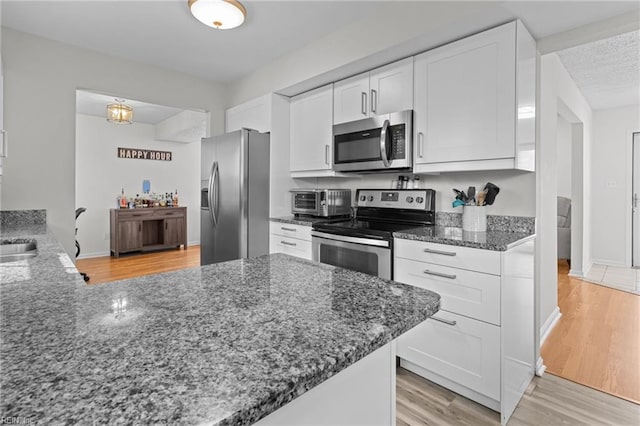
[360,195,366,202]
[406,196,414,203]
[368,196,374,202]
[416,197,424,204]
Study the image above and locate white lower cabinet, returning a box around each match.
[394,237,535,425]
[397,310,500,401]
[269,222,312,260]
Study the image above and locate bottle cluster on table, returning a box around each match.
[117,188,179,209]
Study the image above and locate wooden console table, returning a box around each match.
[110,207,187,257]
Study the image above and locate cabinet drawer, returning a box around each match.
[116,209,153,219]
[395,257,500,325]
[269,235,312,260]
[153,208,185,218]
[269,222,312,241]
[397,310,500,400]
[394,239,500,275]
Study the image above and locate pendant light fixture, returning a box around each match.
[106,99,133,125]
[188,0,247,30]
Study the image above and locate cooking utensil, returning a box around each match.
[476,190,487,206]
[483,182,500,206]
[467,186,475,205]
[453,189,464,200]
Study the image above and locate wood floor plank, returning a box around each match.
[76,246,201,285]
[541,261,640,404]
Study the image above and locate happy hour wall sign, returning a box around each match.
[117,147,172,161]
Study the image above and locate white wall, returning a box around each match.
[1,28,226,257]
[556,115,572,198]
[75,114,200,257]
[591,105,640,266]
[537,53,593,341]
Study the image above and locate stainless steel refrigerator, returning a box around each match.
[200,129,270,266]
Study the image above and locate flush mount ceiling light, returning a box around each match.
[188,0,247,30]
[106,99,133,125]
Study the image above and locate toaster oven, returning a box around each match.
[290,189,351,217]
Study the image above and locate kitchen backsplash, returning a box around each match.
[436,211,535,234]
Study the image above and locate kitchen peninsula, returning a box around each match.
[0,213,440,425]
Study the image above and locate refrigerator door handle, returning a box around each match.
[208,161,218,226]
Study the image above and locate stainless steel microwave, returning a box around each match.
[332,110,412,173]
[290,189,351,217]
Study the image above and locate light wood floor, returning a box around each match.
[76,246,201,284]
[397,366,640,425]
[541,261,640,404]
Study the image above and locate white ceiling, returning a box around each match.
[3,1,639,85]
[76,90,187,124]
[557,30,640,110]
[4,1,640,112]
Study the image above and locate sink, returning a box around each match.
[0,240,38,263]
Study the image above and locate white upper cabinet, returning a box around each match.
[290,84,336,177]
[413,21,536,173]
[333,57,413,125]
[225,94,271,133]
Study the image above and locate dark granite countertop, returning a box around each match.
[269,216,344,227]
[1,224,440,425]
[394,226,535,251]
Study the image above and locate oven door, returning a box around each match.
[291,191,321,216]
[311,231,391,280]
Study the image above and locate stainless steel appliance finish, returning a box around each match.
[200,129,270,266]
[332,110,413,173]
[290,188,352,217]
[312,188,436,280]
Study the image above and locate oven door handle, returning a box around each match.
[311,231,390,248]
[379,119,391,168]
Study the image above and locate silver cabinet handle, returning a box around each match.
[430,316,457,326]
[281,227,296,232]
[0,130,7,158]
[281,240,297,247]
[361,92,367,116]
[371,89,377,114]
[325,145,330,166]
[423,248,457,256]
[417,132,424,158]
[423,269,457,280]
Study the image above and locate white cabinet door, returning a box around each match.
[369,57,413,116]
[414,22,516,169]
[397,310,501,401]
[225,94,271,133]
[290,84,334,173]
[333,73,369,125]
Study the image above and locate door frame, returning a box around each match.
[631,132,640,266]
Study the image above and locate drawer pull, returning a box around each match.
[281,227,297,232]
[281,240,297,247]
[423,248,457,256]
[430,316,457,326]
[423,269,457,280]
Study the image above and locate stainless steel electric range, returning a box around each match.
[311,188,436,280]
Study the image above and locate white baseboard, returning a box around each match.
[591,258,627,268]
[536,357,546,376]
[77,250,110,259]
[540,307,562,346]
[568,269,583,278]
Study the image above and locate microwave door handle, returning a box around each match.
[379,119,391,168]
